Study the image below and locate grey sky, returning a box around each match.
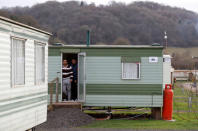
[0,0,198,13]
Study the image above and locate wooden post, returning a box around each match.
[151,107,161,120]
[80,103,83,111]
[188,97,192,112]
[56,77,59,103]
[49,83,53,111]
[48,78,58,111]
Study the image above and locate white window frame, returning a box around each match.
[121,62,141,80]
[34,41,46,85]
[11,37,26,87]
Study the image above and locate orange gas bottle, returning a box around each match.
[162,84,173,120]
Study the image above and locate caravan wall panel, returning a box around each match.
[0,18,49,131]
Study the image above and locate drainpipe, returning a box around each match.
[86,30,90,47]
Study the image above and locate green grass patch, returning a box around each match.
[83,119,198,130]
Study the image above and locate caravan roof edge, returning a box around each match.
[49,44,164,49]
[0,16,52,36]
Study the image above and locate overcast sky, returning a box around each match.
[0,0,198,13]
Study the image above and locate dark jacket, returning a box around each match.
[71,64,77,81]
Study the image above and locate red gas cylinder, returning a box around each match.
[162,84,173,120]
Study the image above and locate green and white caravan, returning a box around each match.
[0,16,51,131]
[48,44,164,108]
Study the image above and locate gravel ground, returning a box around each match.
[36,108,95,131]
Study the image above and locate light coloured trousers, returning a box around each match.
[63,78,71,101]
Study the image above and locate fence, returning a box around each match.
[173,70,198,81]
[173,83,198,120]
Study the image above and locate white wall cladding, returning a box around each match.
[0,104,47,131]
[0,31,10,91]
[163,60,172,88]
[0,18,49,131]
[86,57,163,84]
[25,39,35,85]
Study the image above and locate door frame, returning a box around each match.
[61,53,63,101]
[61,51,85,102]
[77,52,86,102]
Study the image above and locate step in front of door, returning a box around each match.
[52,102,82,110]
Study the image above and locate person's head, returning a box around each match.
[72,59,77,65]
[63,60,68,66]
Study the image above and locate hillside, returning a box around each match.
[164,47,198,69]
[1,1,198,46]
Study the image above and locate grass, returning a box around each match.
[82,82,198,130]
[82,119,198,130]
[83,112,198,130]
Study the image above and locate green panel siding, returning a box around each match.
[49,48,80,56]
[86,84,162,95]
[60,49,80,53]
[121,56,141,62]
[86,57,163,84]
[81,48,162,57]
[48,55,62,103]
[85,95,163,107]
[49,48,61,56]
[49,47,162,57]
[48,56,61,82]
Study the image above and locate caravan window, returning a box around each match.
[122,62,140,79]
[11,38,25,86]
[35,42,45,85]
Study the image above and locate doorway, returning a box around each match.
[61,52,86,102]
[62,53,78,101]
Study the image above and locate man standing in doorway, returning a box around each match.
[71,58,78,101]
[62,59,73,101]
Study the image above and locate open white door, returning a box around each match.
[78,52,86,102]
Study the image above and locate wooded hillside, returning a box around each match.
[1,1,198,47]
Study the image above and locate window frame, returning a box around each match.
[121,62,141,80]
[11,36,26,87]
[34,41,46,85]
